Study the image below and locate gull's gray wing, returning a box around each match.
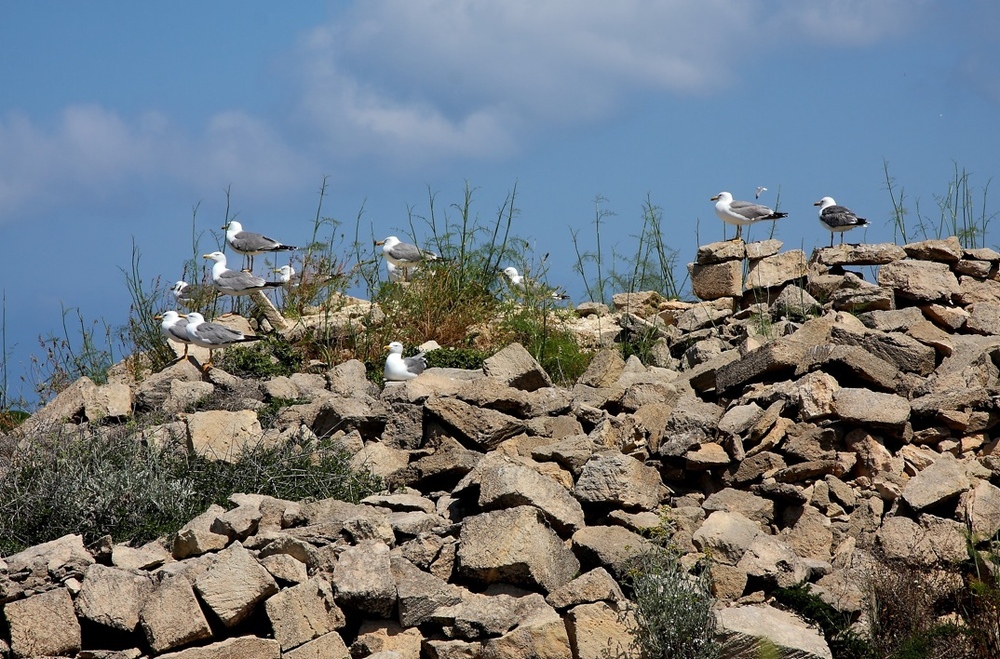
[193,322,246,346]
[822,205,866,228]
[215,269,267,292]
[729,199,776,222]
[229,230,289,254]
[387,241,426,263]
[403,353,428,375]
[168,318,191,343]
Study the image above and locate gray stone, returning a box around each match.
[833,388,910,429]
[424,396,525,450]
[476,458,585,534]
[689,259,743,300]
[717,604,832,659]
[76,563,154,632]
[574,452,666,511]
[332,540,396,617]
[545,567,625,610]
[691,511,762,565]
[391,556,464,628]
[193,541,279,627]
[155,636,281,659]
[572,525,653,579]
[459,506,580,592]
[4,588,82,658]
[901,453,971,511]
[483,342,552,391]
[139,575,213,654]
[264,578,344,651]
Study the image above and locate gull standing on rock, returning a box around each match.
[204,251,284,297]
[223,220,297,271]
[814,197,869,247]
[155,310,193,358]
[384,341,427,381]
[711,191,788,241]
[375,236,438,281]
[183,312,260,369]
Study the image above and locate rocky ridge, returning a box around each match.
[4,235,1000,658]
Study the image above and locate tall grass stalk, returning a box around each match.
[29,305,114,404]
[120,239,176,375]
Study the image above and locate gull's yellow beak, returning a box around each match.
[813,201,822,207]
[154,314,163,320]
[710,194,721,201]
[374,239,385,246]
[202,253,212,259]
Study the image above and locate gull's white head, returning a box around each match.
[185,312,206,326]
[502,267,520,279]
[171,281,188,295]
[386,341,405,355]
[223,220,243,234]
[375,235,401,249]
[711,191,733,203]
[814,197,836,209]
[157,310,183,324]
[202,251,227,266]
[273,264,295,282]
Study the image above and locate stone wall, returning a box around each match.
[4,235,1000,658]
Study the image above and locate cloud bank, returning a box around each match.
[0,1,931,219]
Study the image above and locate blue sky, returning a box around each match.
[3,1,999,406]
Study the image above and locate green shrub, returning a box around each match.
[0,424,381,554]
[622,537,719,659]
[773,583,872,659]
[217,336,301,379]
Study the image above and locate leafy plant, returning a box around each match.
[0,423,381,554]
[622,524,719,659]
[29,304,115,404]
[217,335,301,379]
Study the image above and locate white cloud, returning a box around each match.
[0,1,932,218]
[0,105,313,217]
[291,0,930,164]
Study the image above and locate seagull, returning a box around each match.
[387,261,412,283]
[375,236,438,281]
[711,191,788,241]
[203,251,284,297]
[155,310,193,358]
[384,341,427,381]
[183,311,261,369]
[500,267,570,300]
[273,264,301,287]
[814,197,869,247]
[223,220,297,271]
[755,186,768,199]
[171,280,216,310]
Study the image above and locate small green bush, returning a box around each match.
[623,538,719,659]
[217,336,301,379]
[0,424,381,554]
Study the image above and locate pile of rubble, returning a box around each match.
[4,235,1000,658]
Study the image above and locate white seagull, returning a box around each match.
[183,311,260,369]
[501,267,570,300]
[814,197,869,247]
[170,280,216,310]
[711,191,788,241]
[223,220,297,271]
[375,236,438,281]
[203,251,284,297]
[155,310,193,358]
[384,341,428,382]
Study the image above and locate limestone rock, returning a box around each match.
[574,452,666,511]
[4,587,82,658]
[264,577,344,651]
[458,506,580,592]
[193,541,279,627]
[76,563,154,632]
[483,342,552,391]
[139,575,213,654]
[717,604,832,659]
[332,540,396,617]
